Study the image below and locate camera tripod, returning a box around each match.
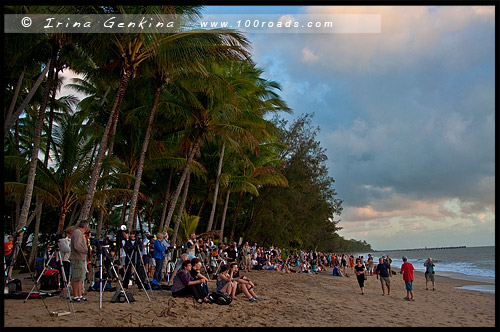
[164,247,178,283]
[121,242,153,301]
[21,245,75,317]
[97,246,130,307]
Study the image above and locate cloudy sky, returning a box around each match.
[201,5,495,250]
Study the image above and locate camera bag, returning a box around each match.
[208,291,232,305]
[40,269,59,290]
[7,279,22,293]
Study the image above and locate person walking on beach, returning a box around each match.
[354,258,366,295]
[400,256,415,301]
[424,257,436,291]
[376,257,391,296]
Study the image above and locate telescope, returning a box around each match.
[16,226,27,235]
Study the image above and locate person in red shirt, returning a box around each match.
[400,256,415,301]
[4,235,14,280]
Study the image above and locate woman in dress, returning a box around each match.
[354,258,367,295]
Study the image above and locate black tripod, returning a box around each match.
[91,240,129,307]
[121,240,152,301]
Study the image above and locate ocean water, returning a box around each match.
[364,246,495,293]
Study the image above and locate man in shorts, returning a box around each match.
[376,257,392,295]
[69,221,90,302]
[424,257,436,290]
[400,256,415,301]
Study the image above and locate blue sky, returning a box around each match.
[201,5,495,250]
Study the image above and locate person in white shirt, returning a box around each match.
[58,226,75,298]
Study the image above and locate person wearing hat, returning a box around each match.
[424,257,436,291]
[400,256,415,301]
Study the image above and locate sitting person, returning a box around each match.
[190,257,209,297]
[250,258,258,270]
[229,263,263,302]
[216,264,238,300]
[167,253,189,286]
[171,260,210,304]
[332,266,346,277]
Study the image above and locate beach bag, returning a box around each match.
[40,270,59,290]
[364,274,367,280]
[209,292,232,305]
[7,279,22,293]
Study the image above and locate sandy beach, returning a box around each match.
[3,267,494,328]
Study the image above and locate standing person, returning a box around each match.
[4,235,14,280]
[376,257,392,296]
[58,226,75,298]
[120,231,129,267]
[354,258,367,295]
[349,255,355,269]
[153,232,168,283]
[242,241,252,272]
[367,254,374,276]
[341,254,348,274]
[400,256,415,301]
[142,232,151,277]
[256,245,262,270]
[186,233,197,259]
[69,221,90,302]
[424,257,436,291]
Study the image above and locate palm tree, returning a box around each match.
[79,6,251,225]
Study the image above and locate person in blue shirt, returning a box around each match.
[376,257,392,295]
[424,257,436,291]
[153,233,169,283]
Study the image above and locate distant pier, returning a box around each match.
[374,245,466,252]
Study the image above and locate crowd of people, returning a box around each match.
[4,224,435,304]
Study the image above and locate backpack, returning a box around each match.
[40,270,59,291]
[7,279,22,293]
[208,292,232,305]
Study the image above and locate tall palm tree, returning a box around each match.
[79,6,251,224]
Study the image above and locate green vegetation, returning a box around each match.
[4,5,371,269]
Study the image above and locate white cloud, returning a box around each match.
[299,6,495,73]
[301,47,319,63]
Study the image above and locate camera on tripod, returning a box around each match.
[48,233,63,244]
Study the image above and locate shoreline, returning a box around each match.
[4,268,495,327]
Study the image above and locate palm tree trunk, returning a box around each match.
[206,142,225,232]
[159,168,173,232]
[126,85,162,230]
[197,186,210,217]
[79,70,133,222]
[120,197,128,226]
[229,191,244,243]
[95,98,121,238]
[219,191,231,243]
[5,67,25,135]
[172,170,190,245]
[15,120,21,227]
[57,208,67,234]
[33,62,62,261]
[4,60,51,136]
[28,204,43,268]
[16,44,58,238]
[164,136,201,232]
[69,204,79,225]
